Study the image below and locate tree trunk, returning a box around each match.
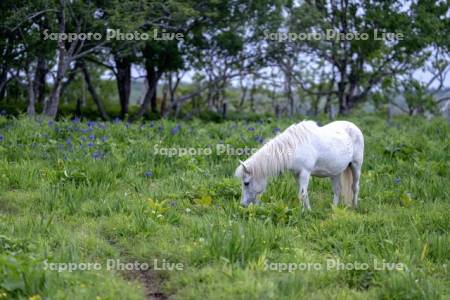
[160,81,168,116]
[206,86,214,110]
[79,61,110,120]
[285,71,294,116]
[44,0,68,118]
[345,77,358,111]
[313,94,320,116]
[75,98,82,117]
[250,84,256,113]
[0,41,11,102]
[60,65,78,97]
[34,57,48,105]
[222,102,227,119]
[114,55,131,119]
[44,53,67,117]
[337,80,349,115]
[324,93,333,119]
[161,72,181,117]
[0,68,7,102]
[130,62,160,121]
[45,76,64,117]
[150,83,158,114]
[238,75,248,109]
[26,66,36,116]
[274,104,280,118]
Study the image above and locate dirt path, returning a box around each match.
[127,269,167,300]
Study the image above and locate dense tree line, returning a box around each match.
[0,0,449,120]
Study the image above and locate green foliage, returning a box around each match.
[0,236,44,298]
[404,80,437,115]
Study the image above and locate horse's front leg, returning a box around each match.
[297,171,311,210]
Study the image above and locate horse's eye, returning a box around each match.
[244,182,250,186]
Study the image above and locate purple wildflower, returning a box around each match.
[0,134,4,142]
[273,127,281,134]
[88,142,94,148]
[394,177,401,185]
[92,151,104,160]
[248,127,255,132]
[254,135,264,144]
[100,136,107,142]
[89,134,96,140]
[171,124,181,135]
[144,171,153,178]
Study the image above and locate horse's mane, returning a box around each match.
[235,120,319,178]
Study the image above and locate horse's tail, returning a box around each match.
[340,165,354,207]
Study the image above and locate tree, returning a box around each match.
[269,0,441,115]
[0,0,56,112]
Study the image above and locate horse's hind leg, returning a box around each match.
[331,175,341,206]
[350,162,362,207]
[297,171,311,210]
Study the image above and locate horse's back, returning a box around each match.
[323,121,364,163]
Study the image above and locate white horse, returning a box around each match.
[235,120,364,209]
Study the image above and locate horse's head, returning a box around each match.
[235,160,267,207]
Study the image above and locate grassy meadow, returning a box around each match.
[0,114,449,299]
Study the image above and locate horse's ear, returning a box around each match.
[239,160,250,174]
